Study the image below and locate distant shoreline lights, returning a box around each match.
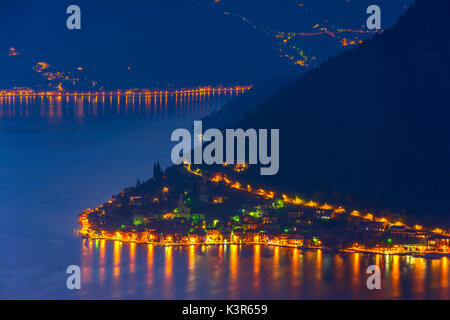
[0,85,252,98]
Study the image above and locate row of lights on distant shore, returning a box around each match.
[0,86,252,98]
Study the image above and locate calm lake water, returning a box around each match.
[0,93,449,299]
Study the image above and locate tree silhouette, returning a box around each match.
[153,162,163,180]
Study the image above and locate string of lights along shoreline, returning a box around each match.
[0,86,252,98]
[0,86,250,118]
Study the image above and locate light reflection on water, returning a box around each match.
[0,92,238,299]
[0,93,449,299]
[0,90,238,120]
[76,240,450,300]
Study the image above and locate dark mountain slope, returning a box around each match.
[238,0,450,218]
[202,75,296,129]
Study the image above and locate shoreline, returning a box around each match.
[78,232,323,250]
[0,86,252,98]
[79,234,450,259]
[78,233,450,258]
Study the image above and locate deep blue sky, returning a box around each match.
[0,0,414,89]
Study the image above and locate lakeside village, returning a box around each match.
[78,163,450,258]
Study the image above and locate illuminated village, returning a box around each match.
[78,162,450,258]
